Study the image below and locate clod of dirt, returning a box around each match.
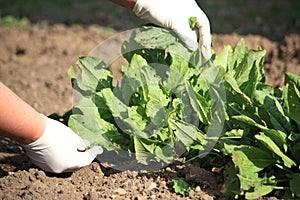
[113,188,127,195]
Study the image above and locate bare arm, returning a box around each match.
[0,81,102,173]
[0,81,45,144]
[108,0,137,10]
[0,2,140,144]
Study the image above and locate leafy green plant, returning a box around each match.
[214,43,300,199]
[67,26,224,167]
[0,15,29,27]
[172,178,194,196]
[65,26,300,198]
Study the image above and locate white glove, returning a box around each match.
[23,116,103,173]
[133,0,211,58]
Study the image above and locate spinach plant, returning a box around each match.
[65,26,300,199]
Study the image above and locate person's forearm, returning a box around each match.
[0,82,45,144]
[108,0,137,10]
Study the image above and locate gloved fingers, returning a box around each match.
[195,14,212,59]
[77,138,91,151]
[201,44,211,60]
[173,15,211,57]
[67,129,91,151]
[67,146,103,171]
[173,22,198,51]
[42,146,103,173]
[87,146,103,156]
[198,27,211,59]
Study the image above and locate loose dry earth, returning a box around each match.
[0,1,300,199]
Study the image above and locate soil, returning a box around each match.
[0,2,300,200]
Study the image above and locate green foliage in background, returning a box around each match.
[0,15,29,26]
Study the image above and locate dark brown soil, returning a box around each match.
[0,1,300,199]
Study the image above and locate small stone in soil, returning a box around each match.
[144,182,157,192]
[113,188,127,195]
[195,186,201,192]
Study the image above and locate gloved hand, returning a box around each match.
[133,0,211,58]
[23,116,103,173]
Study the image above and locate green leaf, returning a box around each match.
[223,129,246,138]
[133,136,156,165]
[230,39,247,72]
[290,138,300,164]
[264,95,292,134]
[121,62,161,105]
[222,163,241,196]
[146,83,170,129]
[163,67,186,95]
[188,16,197,29]
[207,81,227,125]
[168,41,191,59]
[233,151,263,173]
[240,49,265,85]
[169,52,194,80]
[172,178,194,196]
[225,73,252,105]
[71,56,113,94]
[231,40,266,88]
[241,60,260,98]
[255,82,280,97]
[128,106,148,128]
[214,44,233,72]
[224,144,276,171]
[128,53,148,69]
[154,141,174,164]
[288,173,300,197]
[147,84,169,107]
[101,88,148,138]
[68,97,126,151]
[169,119,204,149]
[285,72,300,91]
[255,134,296,168]
[232,115,286,147]
[228,149,276,198]
[254,90,292,134]
[245,185,275,200]
[284,77,300,127]
[134,26,178,49]
[185,81,209,124]
[163,52,195,95]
